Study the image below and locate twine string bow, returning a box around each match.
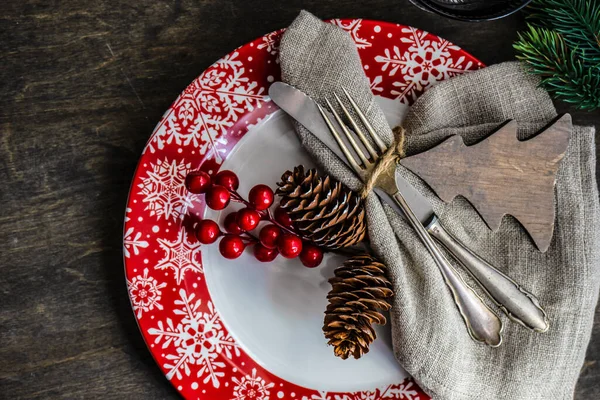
[360,126,406,199]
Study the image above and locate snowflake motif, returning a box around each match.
[123,227,149,258]
[178,101,195,127]
[332,19,372,49]
[127,268,166,318]
[192,112,229,162]
[335,393,377,400]
[231,368,275,400]
[301,381,423,400]
[302,392,332,400]
[375,27,473,103]
[144,51,265,159]
[148,289,240,388]
[369,75,384,94]
[378,381,421,400]
[137,158,197,221]
[257,31,280,55]
[155,229,203,284]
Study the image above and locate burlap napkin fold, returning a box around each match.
[279,11,600,400]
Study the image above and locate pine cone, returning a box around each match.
[323,254,393,360]
[276,166,366,250]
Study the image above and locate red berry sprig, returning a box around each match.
[186,169,324,267]
[195,219,221,244]
[258,224,280,249]
[219,234,247,259]
[277,233,303,258]
[299,243,324,268]
[186,171,212,194]
[237,208,261,231]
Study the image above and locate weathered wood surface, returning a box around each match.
[401,115,572,253]
[0,0,598,398]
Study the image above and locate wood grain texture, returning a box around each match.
[0,0,598,398]
[401,115,571,252]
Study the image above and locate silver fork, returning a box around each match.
[317,90,503,347]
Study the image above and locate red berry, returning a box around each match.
[277,233,303,258]
[206,185,230,210]
[237,208,261,231]
[259,224,281,249]
[185,170,211,194]
[214,170,239,191]
[248,184,274,211]
[274,206,294,227]
[196,219,221,244]
[299,244,324,268]
[224,212,244,234]
[253,244,279,262]
[219,235,246,259]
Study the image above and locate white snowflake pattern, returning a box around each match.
[137,158,197,221]
[231,368,275,400]
[127,268,166,318]
[332,19,372,49]
[257,31,280,55]
[145,51,265,159]
[124,226,149,258]
[335,393,377,400]
[302,391,332,400]
[378,381,421,400]
[155,229,203,284]
[191,111,229,162]
[369,75,384,94]
[301,381,422,400]
[375,27,473,103]
[148,289,240,388]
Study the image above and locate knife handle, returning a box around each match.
[427,217,549,333]
[392,192,503,347]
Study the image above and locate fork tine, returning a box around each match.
[316,103,363,176]
[324,98,372,168]
[333,93,380,160]
[341,87,388,153]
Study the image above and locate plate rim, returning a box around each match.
[123,17,484,400]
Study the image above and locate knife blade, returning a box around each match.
[269,81,434,225]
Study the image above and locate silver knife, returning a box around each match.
[269,82,549,335]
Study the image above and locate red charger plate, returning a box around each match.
[124,18,483,400]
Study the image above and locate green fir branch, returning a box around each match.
[514,26,600,110]
[514,0,600,110]
[527,0,600,64]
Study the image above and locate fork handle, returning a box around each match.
[392,192,503,347]
[427,218,549,332]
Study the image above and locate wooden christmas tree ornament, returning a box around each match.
[400,114,572,253]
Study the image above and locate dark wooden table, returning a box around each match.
[1,1,598,398]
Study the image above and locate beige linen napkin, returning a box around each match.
[279,11,600,400]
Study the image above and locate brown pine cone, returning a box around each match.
[323,254,394,360]
[275,166,366,250]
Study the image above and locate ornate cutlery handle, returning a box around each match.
[392,191,503,346]
[427,218,549,333]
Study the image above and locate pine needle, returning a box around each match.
[513,0,600,110]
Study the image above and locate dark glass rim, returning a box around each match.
[409,0,532,22]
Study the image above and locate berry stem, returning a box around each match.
[241,232,259,244]
[225,187,318,246]
[264,208,298,236]
[228,190,251,206]
[227,188,299,236]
